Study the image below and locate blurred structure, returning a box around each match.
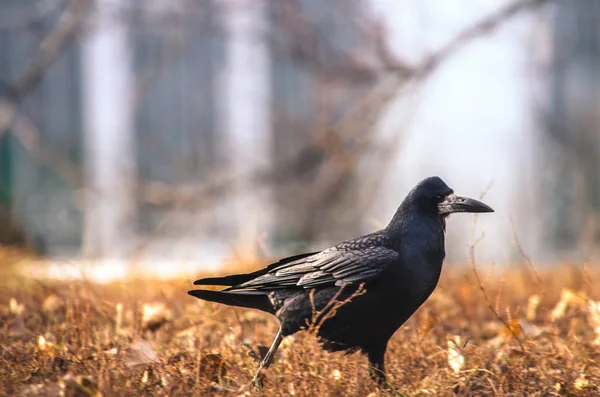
[536,0,600,258]
[0,0,84,253]
[268,0,383,245]
[0,0,387,264]
[3,0,594,276]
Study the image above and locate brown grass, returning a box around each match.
[1,253,600,396]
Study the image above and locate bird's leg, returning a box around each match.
[251,327,284,388]
[367,348,387,386]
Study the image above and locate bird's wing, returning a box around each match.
[226,244,399,291]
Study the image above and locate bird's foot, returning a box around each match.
[243,343,270,363]
[370,371,401,395]
[380,381,402,396]
[250,371,266,389]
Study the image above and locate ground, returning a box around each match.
[1,248,600,396]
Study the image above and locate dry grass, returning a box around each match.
[1,251,600,396]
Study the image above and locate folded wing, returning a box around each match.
[226,245,399,291]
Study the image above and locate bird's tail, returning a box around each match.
[187,289,275,314]
[193,271,264,287]
[192,252,316,287]
[189,252,318,314]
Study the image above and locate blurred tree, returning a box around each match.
[268,0,382,246]
[538,0,600,252]
[132,0,225,239]
[0,1,83,253]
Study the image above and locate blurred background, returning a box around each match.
[0,0,598,280]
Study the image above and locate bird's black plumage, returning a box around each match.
[188,176,494,386]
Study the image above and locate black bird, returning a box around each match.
[188,176,493,386]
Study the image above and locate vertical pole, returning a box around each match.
[82,0,136,258]
[222,0,272,250]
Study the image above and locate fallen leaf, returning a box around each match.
[18,382,62,396]
[104,348,118,356]
[42,294,65,314]
[8,316,26,336]
[331,369,341,380]
[502,319,522,338]
[142,302,172,332]
[62,373,103,397]
[115,303,123,332]
[447,336,464,374]
[38,335,55,351]
[9,298,24,316]
[125,340,159,368]
[550,289,587,321]
[574,376,591,390]
[526,295,540,321]
[519,320,545,338]
[587,300,600,345]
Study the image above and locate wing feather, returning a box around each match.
[230,241,399,291]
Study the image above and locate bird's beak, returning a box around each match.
[438,194,494,215]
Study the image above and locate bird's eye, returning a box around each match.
[434,194,445,202]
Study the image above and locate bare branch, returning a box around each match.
[0,0,88,135]
[0,0,66,30]
[382,0,554,80]
[10,0,88,101]
[510,217,544,296]
[469,183,526,352]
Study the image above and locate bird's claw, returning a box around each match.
[250,371,266,389]
[243,343,270,363]
[243,343,261,363]
[381,381,402,395]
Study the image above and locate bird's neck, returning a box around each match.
[384,206,446,259]
[385,202,411,234]
[385,201,438,238]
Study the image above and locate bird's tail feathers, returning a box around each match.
[193,273,254,287]
[187,289,275,314]
[193,265,276,287]
[193,252,318,287]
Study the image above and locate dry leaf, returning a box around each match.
[142,302,172,332]
[8,316,26,336]
[519,320,545,338]
[38,335,55,351]
[62,374,103,397]
[9,298,24,316]
[574,376,591,390]
[551,289,574,321]
[502,318,522,339]
[42,294,65,314]
[115,303,123,332]
[526,294,540,321]
[550,289,587,321]
[447,336,464,374]
[125,340,159,368]
[104,348,118,356]
[419,311,437,335]
[280,335,295,349]
[18,382,62,396]
[331,369,341,380]
[587,300,600,345]
[554,382,561,392]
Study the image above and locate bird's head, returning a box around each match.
[408,176,494,217]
